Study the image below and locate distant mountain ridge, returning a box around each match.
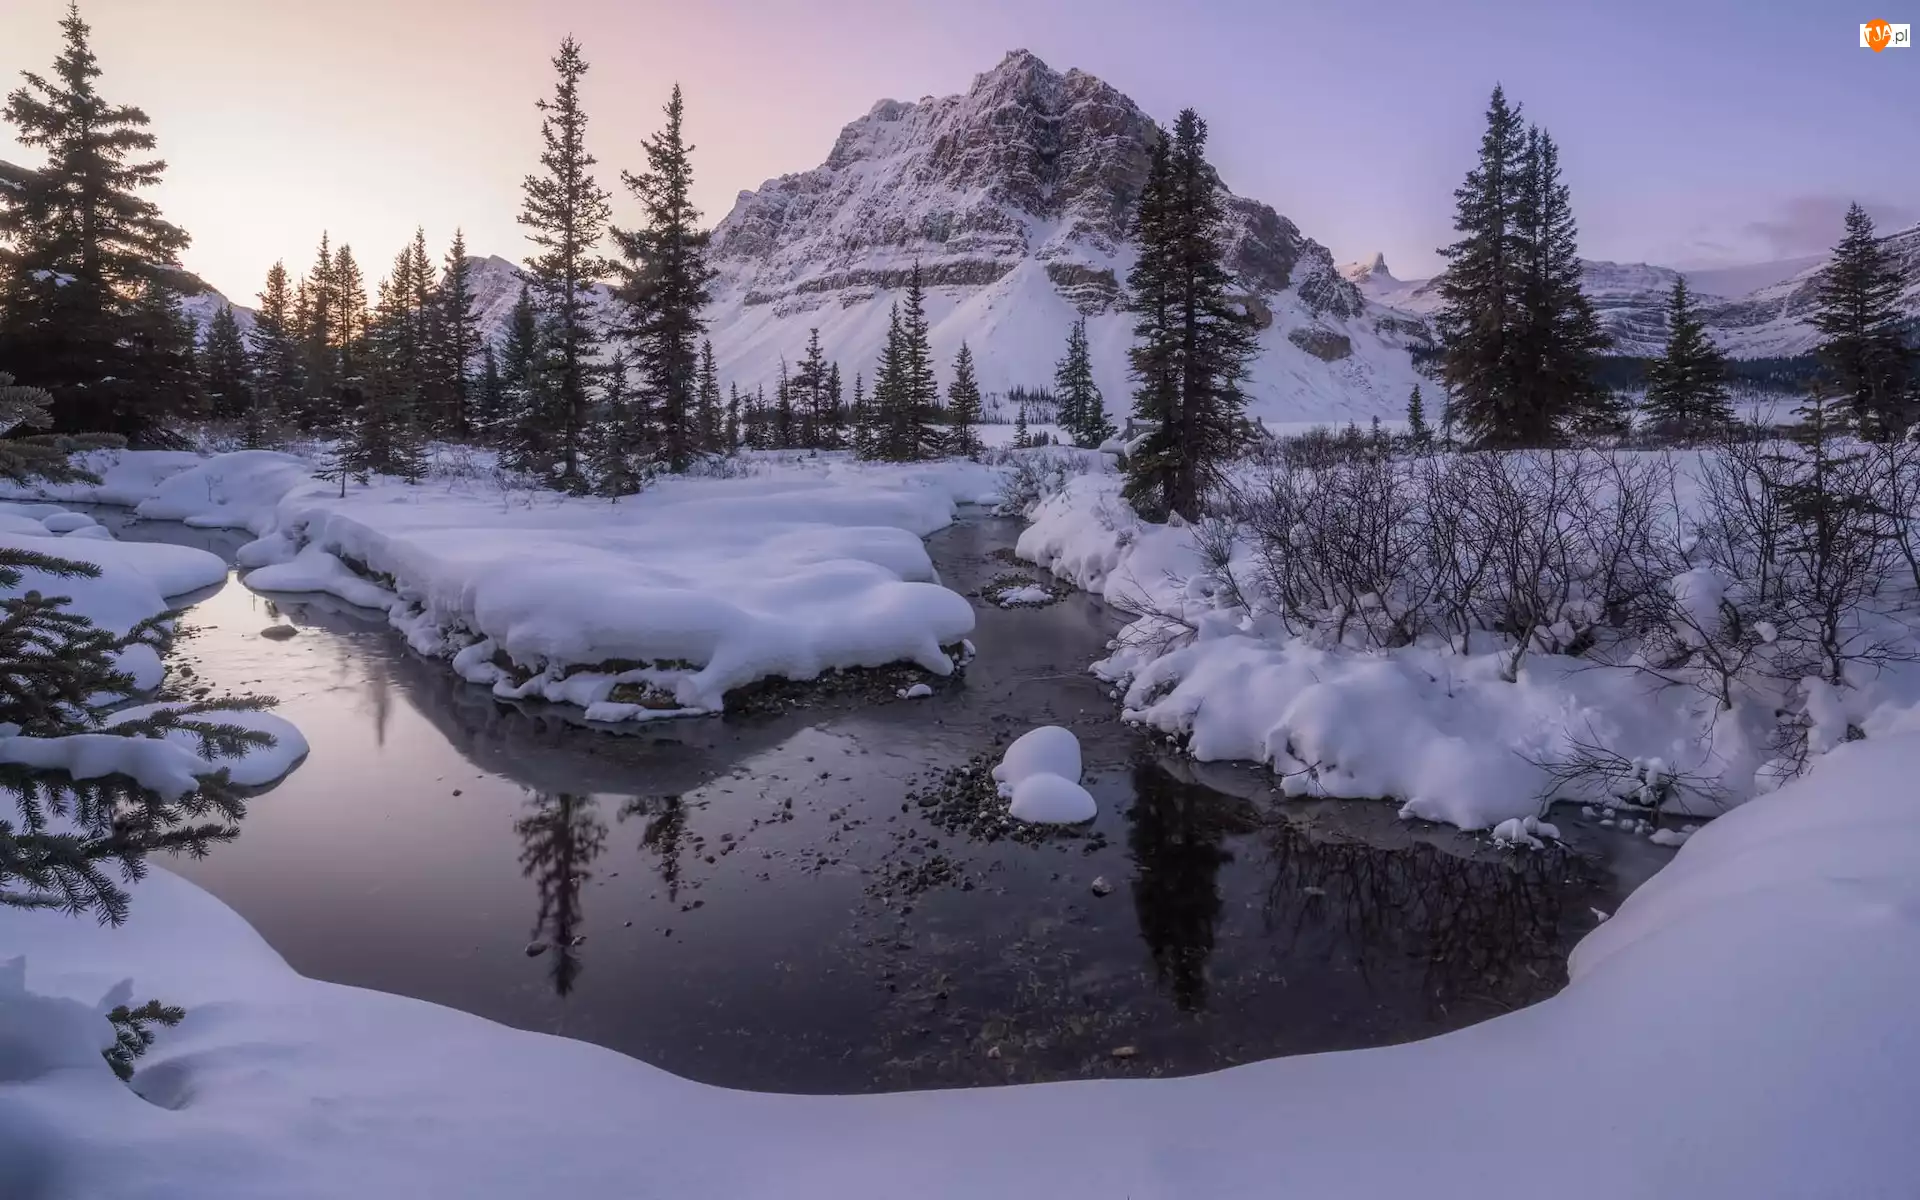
[1340,227,1920,359]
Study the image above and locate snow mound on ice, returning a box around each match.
[992,725,1082,791]
[1007,771,1097,824]
[1491,815,1560,849]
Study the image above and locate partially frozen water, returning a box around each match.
[105,508,1664,1093]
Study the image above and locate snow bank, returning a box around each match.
[1016,470,1915,830]
[0,448,205,507]
[105,703,309,789]
[13,451,1003,721]
[991,725,1083,791]
[3,732,1916,1197]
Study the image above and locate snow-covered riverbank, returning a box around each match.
[11,449,1003,721]
[4,727,1916,1198]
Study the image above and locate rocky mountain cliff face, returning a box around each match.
[701,50,1419,424]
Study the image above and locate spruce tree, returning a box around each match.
[793,328,830,449]
[826,362,845,449]
[592,350,649,497]
[1013,405,1030,450]
[849,373,870,458]
[296,234,339,427]
[518,36,612,491]
[1434,87,1527,446]
[1437,91,1609,446]
[774,360,795,450]
[0,4,194,441]
[900,264,940,460]
[946,341,983,458]
[474,343,505,438]
[1512,127,1611,437]
[1055,316,1111,448]
[1642,276,1732,442]
[1812,203,1915,439]
[696,339,721,454]
[611,83,713,474]
[435,229,483,440]
[201,305,253,422]
[1,375,275,925]
[725,381,742,452]
[1406,384,1431,447]
[126,277,203,425]
[247,261,301,447]
[868,303,909,460]
[1122,111,1257,521]
[497,284,544,462]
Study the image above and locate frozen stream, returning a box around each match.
[103,507,1668,1094]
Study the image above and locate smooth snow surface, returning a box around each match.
[3,731,1917,1197]
[1006,772,1098,824]
[29,450,1000,720]
[991,725,1083,792]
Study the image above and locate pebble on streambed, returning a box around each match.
[259,624,299,640]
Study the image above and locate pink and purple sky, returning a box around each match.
[2,0,1911,301]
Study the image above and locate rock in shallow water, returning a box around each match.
[259,625,299,640]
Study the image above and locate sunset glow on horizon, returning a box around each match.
[1,0,1909,301]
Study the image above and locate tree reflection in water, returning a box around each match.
[514,791,608,997]
[1126,762,1261,1011]
[1257,796,1583,1018]
[617,794,687,903]
[1128,758,1590,1020]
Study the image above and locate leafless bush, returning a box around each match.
[993,448,1094,516]
[1523,729,1731,814]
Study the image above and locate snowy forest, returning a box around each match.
[1,4,1918,1198]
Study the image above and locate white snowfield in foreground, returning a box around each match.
[3,733,1916,1197]
[1018,470,1920,830]
[33,450,1004,720]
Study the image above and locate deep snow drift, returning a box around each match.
[3,726,1915,1198]
[14,449,1002,721]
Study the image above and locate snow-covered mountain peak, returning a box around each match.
[1341,252,1393,283]
[699,50,1420,424]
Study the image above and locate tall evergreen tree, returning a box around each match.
[473,343,505,439]
[900,264,940,459]
[945,341,983,458]
[246,262,301,447]
[1405,384,1431,447]
[1642,275,1732,441]
[1436,90,1608,446]
[793,328,831,449]
[724,381,742,452]
[1812,203,1915,439]
[126,277,202,422]
[497,284,544,461]
[611,83,713,474]
[518,36,612,492]
[1013,405,1030,450]
[295,233,338,426]
[200,305,252,422]
[591,349,650,497]
[696,339,721,454]
[435,229,483,440]
[1122,111,1257,521]
[1511,127,1611,436]
[773,359,795,450]
[0,4,194,441]
[1054,316,1111,448]
[825,362,845,449]
[867,303,908,460]
[1434,87,1527,446]
[849,372,870,458]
